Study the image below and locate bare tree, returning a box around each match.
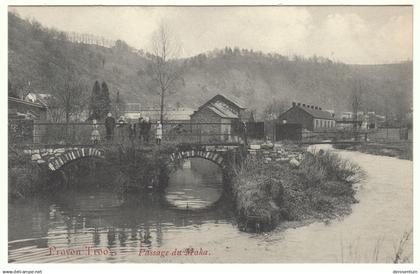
[146,22,184,122]
[351,79,363,140]
[47,71,88,123]
[351,80,363,123]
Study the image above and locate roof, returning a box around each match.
[206,104,238,119]
[215,93,246,109]
[280,105,335,120]
[9,96,47,109]
[199,93,246,111]
[297,106,335,120]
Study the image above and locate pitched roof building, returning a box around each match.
[190,93,246,142]
[278,102,336,131]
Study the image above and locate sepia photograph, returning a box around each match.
[3,2,415,271]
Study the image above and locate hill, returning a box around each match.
[8,12,412,120]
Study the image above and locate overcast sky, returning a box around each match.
[9,6,412,64]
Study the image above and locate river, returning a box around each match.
[8,147,412,263]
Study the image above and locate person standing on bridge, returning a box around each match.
[144,117,151,144]
[156,120,162,145]
[105,112,116,141]
[91,119,100,145]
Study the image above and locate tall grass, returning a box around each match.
[299,149,366,187]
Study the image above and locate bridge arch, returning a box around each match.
[47,148,105,171]
[168,150,226,170]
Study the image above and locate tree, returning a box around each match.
[100,81,111,118]
[47,71,88,123]
[350,79,364,140]
[114,91,126,118]
[262,99,291,120]
[8,80,19,98]
[351,79,363,122]
[146,22,184,122]
[89,81,102,120]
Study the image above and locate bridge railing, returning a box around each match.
[9,120,245,146]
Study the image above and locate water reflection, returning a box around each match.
[165,158,224,209]
[8,185,235,263]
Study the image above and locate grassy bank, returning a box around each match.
[232,148,365,232]
[334,141,412,160]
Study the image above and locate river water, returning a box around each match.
[8,147,412,263]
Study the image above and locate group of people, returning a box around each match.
[91,112,163,145]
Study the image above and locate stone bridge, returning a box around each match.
[23,147,105,171]
[169,149,228,170]
[22,144,243,172]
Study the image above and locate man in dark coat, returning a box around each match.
[137,117,144,143]
[104,112,116,141]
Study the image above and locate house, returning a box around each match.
[278,102,336,131]
[9,96,48,144]
[9,96,47,120]
[190,94,246,142]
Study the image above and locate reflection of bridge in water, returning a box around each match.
[8,191,235,257]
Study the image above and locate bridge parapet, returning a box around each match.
[23,147,105,171]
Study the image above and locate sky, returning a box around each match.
[9,6,413,64]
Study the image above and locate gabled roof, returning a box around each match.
[199,93,246,111]
[279,105,335,120]
[9,96,47,109]
[206,104,239,119]
[215,93,246,109]
[297,106,335,120]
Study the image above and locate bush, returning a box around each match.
[299,150,365,187]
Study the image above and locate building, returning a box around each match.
[190,94,246,142]
[9,96,48,144]
[278,102,336,131]
[9,96,47,120]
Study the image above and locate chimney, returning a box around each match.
[311,105,314,109]
[297,103,301,106]
[302,104,306,107]
[332,113,335,118]
[319,107,322,110]
[315,106,318,110]
[292,102,296,107]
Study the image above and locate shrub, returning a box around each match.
[299,150,365,187]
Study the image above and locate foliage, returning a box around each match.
[8,12,412,121]
[89,80,111,120]
[299,149,366,187]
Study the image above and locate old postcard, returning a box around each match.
[3,3,416,273]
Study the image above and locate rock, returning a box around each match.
[261,142,274,149]
[250,144,261,150]
[265,157,272,162]
[289,158,300,168]
[37,159,46,164]
[54,148,65,153]
[31,154,42,161]
[23,149,31,155]
[274,143,283,149]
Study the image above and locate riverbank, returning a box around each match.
[232,145,365,232]
[333,141,412,160]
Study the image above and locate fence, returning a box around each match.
[8,120,246,146]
